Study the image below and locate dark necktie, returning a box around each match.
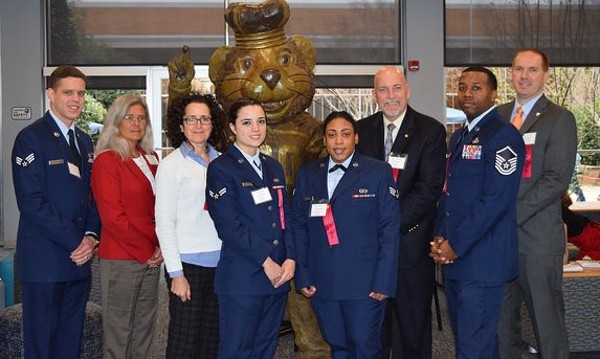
[253,159,262,170]
[329,164,347,173]
[68,129,81,168]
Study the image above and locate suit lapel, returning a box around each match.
[260,153,282,188]
[520,95,548,134]
[230,146,264,187]
[313,159,330,201]
[391,108,415,155]
[75,128,92,178]
[43,115,74,163]
[330,155,361,202]
[368,114,386,160]
[124,148,158,194]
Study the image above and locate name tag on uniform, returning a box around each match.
[68,162,81,178]
[145,154,159,165]
[523,132,536,145]
[310,203,328,217]
[251,187,272,204]
[48,159,64,166]
[387,154,407,170]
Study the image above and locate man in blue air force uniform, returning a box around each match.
[12,65,100,359]
[293,111,400,358]
[431,67,525,359]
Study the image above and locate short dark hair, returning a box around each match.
[227,98,265,125]
[322,111,357,135]
[513,48,549,71]
[166,93,225,149]
[462,66,498,90]
[47,65,86,90]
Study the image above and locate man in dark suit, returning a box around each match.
[293,111,399,358]
[356,66,447,358]
[12,65,100,358]
[431,66,525,358]
[497,48,577,359]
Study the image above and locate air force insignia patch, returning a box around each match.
[495,146,518,176]
[15,153,35,168]
[208,187,227,200]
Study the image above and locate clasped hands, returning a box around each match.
[429,236,458,265]
[263,257,295,288]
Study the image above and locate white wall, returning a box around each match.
[1,0,45,246]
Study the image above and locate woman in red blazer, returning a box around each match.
[91,93,162,359]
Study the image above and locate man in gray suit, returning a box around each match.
[497,48,577,358]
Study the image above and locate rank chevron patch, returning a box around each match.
[495,146,518,176]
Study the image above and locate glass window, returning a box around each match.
[445,0,600,66]
[47,0,400,66]
[445,66,600,203]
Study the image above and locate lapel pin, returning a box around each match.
[319,163,325,168]
[238,158,244,164]
[352,162,359,168]
[53,132,60,137]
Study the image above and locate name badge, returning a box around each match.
[68,162,81,178]
[145,154,159,165]
[310,203,328,217]
[48,159,64,166]
[251,187,272,205]
[523,132,536,145]
[387,154,407,170]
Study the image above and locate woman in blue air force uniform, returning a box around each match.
[206,98,295,358]
[293,111,400,358]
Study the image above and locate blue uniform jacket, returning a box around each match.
[12,112,100,282]
[206,146,294,295]
[435,109,525,282]
[293,152,400,300]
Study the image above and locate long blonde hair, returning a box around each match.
[95,93,154,159]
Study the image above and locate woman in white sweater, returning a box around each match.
[155,93,226,358]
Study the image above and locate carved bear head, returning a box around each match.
[208,0,317,125]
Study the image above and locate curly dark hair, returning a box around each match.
[166,93,229,151]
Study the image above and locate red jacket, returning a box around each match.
[92,149,159,264]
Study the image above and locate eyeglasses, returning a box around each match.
[183,115,212,126]
[123,114,148,122]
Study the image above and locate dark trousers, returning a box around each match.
[445,279,505,359]
[498,254,568,359]
[165,263,219,359]
[381,261,434,359]
[312,296,386,359]
[217,292,287,359]
[21,278,90,359]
